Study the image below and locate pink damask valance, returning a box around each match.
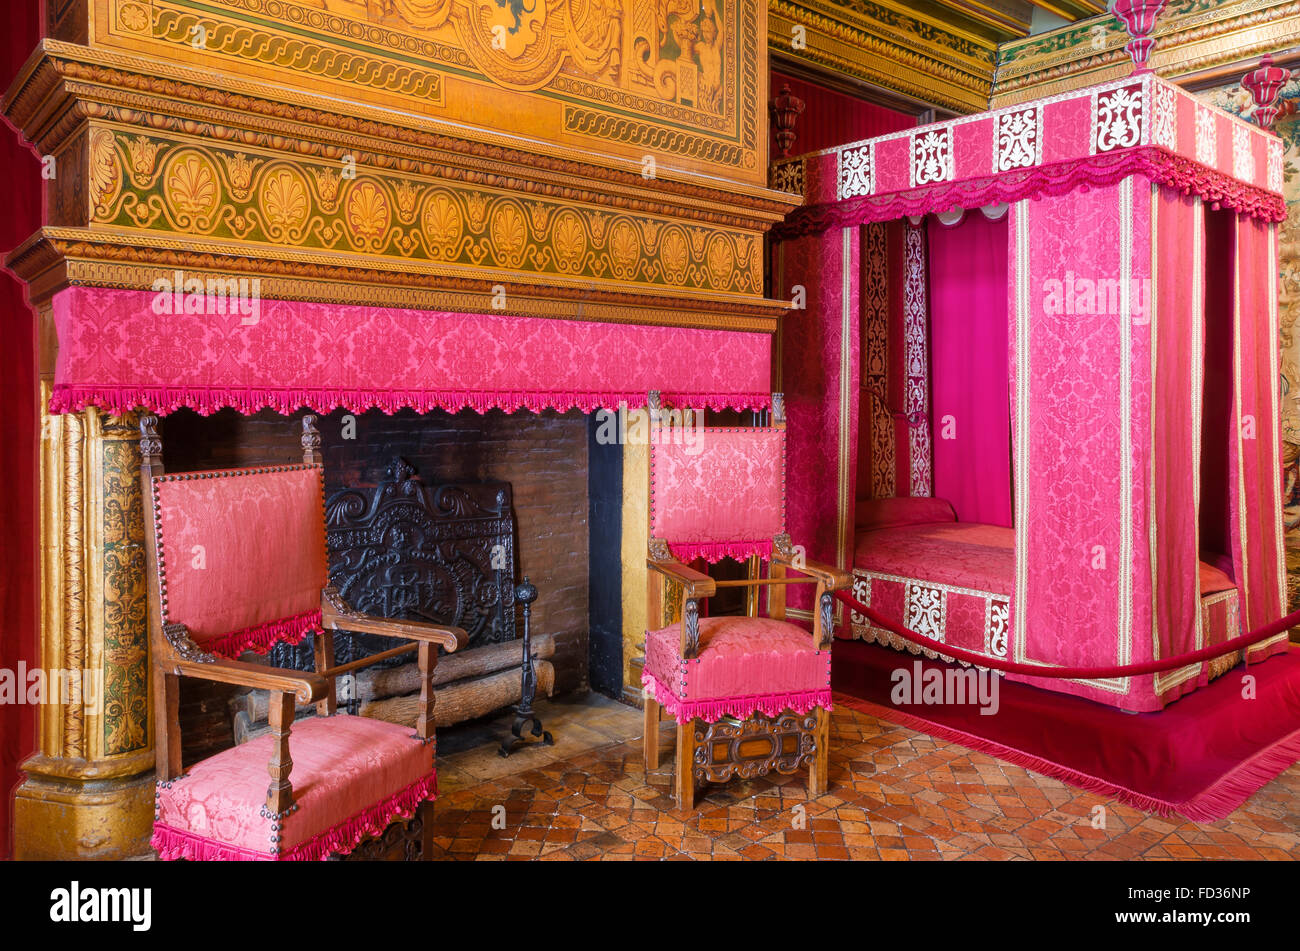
[774,73,1287,238]
[48,286,771,416]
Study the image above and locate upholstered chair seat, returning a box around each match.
[153,715,435,861]
[643,616,832,722]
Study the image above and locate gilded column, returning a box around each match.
[13,379,153,859]
[620,410,650,706]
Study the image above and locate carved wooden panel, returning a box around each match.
[691,712,818,785]
[272,457,516,670]
[334,809,425,862]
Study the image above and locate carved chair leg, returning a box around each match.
[416,642,436,741]
[644,695,661,771]
[266,690,296,815]
[675,719,695,812]
[809,706,831,798]
[314,630,337,717]
[153,669,183,780]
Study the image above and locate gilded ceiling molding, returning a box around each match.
[768,0,998,114]
[993,0,1300,104]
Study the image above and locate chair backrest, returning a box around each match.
[648,401,786,564]
[146,464,328,658]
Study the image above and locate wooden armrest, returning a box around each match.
[771,550,851,590]
[646,558,716,599]
[170,657,327,704]
[321,586,468,652]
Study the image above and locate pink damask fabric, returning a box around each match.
[643,615,831,723]
[1011,181,1142,707]
[782,149,1287,241]
[1151,191,1205,693]
[1231,216,1289,665]
[153,714,435,861]
[854,497,956,532]
[151,467,327,655]
[929,211,1012,527]
[783,75,1285,242]
[778,227,860,614]
[855,522,1015,594]
[650,429,786,563]
[851,522,1244,690]
[49,287,771,416]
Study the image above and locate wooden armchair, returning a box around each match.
[141,414,467,861]
[641,393,850,810]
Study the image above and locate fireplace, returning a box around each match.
[159,406,608,763]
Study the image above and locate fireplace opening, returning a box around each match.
[159,406,618,765]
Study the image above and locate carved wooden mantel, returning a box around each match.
[4,9,798,331]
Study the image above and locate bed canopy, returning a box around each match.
[772,72,1289,712]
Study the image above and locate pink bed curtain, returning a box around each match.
[778,226,860,614]
[928,211,1012,527]
[1230,214,1288,661]
[1011,179,1150,705]
[1152,191,1206,686]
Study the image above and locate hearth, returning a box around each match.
[159,406,608,765]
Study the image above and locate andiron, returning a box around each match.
[499,577,554,757]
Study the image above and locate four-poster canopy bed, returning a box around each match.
[773,71,1290,712]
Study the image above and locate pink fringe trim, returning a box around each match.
[48,385,770,418]
[642,670,830,724]
[776,149,1288,240]
[152,771,437,861]
[667,540,774,565]
[834,693,1300,824]
[204,609,322,659]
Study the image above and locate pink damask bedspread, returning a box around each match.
[848,521,1240,670]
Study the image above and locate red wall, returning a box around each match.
[771,70,915,157]
[0,1,42,861]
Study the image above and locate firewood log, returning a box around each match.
[232,661,555,741]
[355,634,555,702]
[239,635,555,720]
[359,661,555,729]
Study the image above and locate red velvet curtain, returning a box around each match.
[769,70,913,156]
[928,212,1012,527]
[0,0,43,860]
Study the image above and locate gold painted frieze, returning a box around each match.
[83,124,765,296]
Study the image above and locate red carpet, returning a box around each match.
[832,639,1300,822]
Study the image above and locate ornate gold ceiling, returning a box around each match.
[772,0,1300,114]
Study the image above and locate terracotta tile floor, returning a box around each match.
[430,693,1300,861]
